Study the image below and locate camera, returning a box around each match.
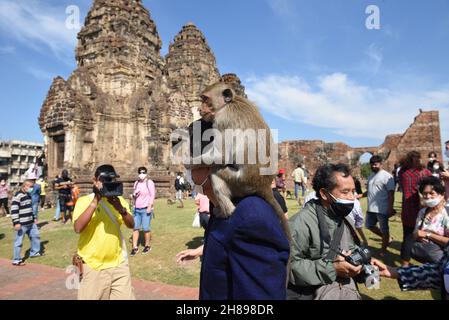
[94,172,124,197]
[340,247,380,290]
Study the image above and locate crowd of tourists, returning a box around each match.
[2,136,449,301]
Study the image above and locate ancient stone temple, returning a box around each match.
[38,0,241,196]
[279,110,442,189]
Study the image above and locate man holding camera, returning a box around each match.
[73,165,135,300]
[288,164,381,300]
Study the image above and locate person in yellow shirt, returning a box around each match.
[36,177,48,209]
[73,165,135,300]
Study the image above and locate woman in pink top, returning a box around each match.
[195,193,210,230]
[131,167,156,256]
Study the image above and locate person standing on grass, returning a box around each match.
[175,172,185,208]
[0,179,10,217]
[27,173,41,224]
[360,155,396,257]
[73,165,135,300]
[291,164,305,205]
[272,178,288,218]
[55,170,73,224]
[52,175,61,221]
[195,192,210,230]
[399,151,432,267]
[11,179,43,266]
[36,176,48,209]
[131,167,156,256]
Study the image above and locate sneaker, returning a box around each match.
[142,246,152,255]
[12,259,26,266]
[130,248,139,257]
[30,252,44,258]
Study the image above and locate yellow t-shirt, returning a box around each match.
[73,194,131,271]
[37,181,48,196]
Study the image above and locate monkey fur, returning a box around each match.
[199,82,291,242]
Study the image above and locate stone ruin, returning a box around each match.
[38,0,243,197]
[279,110,442,190]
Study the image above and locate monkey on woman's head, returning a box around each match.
[197,82,291,242]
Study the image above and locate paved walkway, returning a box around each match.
[0,258,198,300]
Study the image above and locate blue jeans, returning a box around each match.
[294,182,301,200]
[54,195,61,220]
[32,202,39,221]
[133,208,153,232]
[366,211,390,234]
[13,224,40,262]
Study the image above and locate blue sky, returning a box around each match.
[1,0,449,151]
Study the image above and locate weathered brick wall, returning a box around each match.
[279,111,442,190]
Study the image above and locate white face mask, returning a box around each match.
[139,173,147,181]
[424,197,443,208]
[434,165,440,171]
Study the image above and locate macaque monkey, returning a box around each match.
[198,82,291,241]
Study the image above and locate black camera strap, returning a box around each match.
[325,221,345,262]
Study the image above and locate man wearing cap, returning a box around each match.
[184,119,290,300]
[73,165,135,300]
[276,169,287,199]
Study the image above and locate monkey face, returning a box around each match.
[200,95,215,122]
[200,83,235,122]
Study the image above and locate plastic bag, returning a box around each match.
[192,211,201,228]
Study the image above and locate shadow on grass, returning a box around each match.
[24,240,49,260]
[360,293,374,300]
[0,233,4,240]
[37,221,49,229]
[128,231,152,247]
[185,237,204,249]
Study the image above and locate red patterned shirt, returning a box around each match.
[400,168,432,227]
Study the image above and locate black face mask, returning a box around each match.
[371,167,380,174]
[328,193,355,218]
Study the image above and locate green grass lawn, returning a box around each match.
[0,193,436,300]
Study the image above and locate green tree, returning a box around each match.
[360,163,372,180]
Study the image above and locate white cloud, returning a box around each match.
[245,73,449,141]
[0,0,80,62]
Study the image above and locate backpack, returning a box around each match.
[175,177,182,191]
